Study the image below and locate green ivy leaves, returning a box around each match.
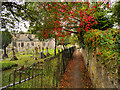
[84,28,119,73]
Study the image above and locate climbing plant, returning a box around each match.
[84,28,119,73]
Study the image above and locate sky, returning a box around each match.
[8,0,119,32]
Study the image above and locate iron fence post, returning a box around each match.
[13,69,16,89]
[19,71,21,84]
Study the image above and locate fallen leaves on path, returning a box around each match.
[59,59,75,88]
[79,56,93,88]
[59,50,93,88]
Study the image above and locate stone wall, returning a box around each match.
[81,47,118,88]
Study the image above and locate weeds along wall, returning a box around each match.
[82,47,118,88]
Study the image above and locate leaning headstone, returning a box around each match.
[12,47,15,56]
[46,47,51,57]
[34,47,38,60]
[38,46,40,53]
[39,48,41,58]
[42,47,44,53]
[35,47,38,55]
[11,47,18,61]
[2,50,3,55]
[40,47,46,58]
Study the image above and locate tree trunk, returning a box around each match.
[2,46,8,59]
[54,38,57,56]
[63,44,65,49]
[78,32,85,49]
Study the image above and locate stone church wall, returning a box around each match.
[7,34,55,53]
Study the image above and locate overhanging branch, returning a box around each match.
[63,28,78,34]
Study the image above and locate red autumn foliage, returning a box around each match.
[37,2,109,45]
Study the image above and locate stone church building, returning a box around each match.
[7,33,55,52]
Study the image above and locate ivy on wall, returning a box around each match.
[84,28,119,73]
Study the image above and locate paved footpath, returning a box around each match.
[59,49,93,88]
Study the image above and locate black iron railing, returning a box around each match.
[1,46,76,89]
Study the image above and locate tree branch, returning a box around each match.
[63,28,78,34]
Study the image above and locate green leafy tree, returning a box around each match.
[92,2,114,30]
[0,30,12,59]
[57,36,70,48]
[27,2,114,48]
[28,2,96,49]
[1,2,25,30]
[19,31,25,34]
[69,35,79,45]
[112,1,120,27]
[1,2,38,31]
[1,2,114,48]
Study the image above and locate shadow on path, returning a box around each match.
[59,49,93,88]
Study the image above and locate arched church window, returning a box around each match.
[13,42,17,47]
[43,42,45,46]
[18,43,20,47]
[21,42,24,47]
[31,42,34,46]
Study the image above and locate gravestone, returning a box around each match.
[35,47,38,55]
[40,47,46,58]
[11,47,18,61]
[2,50,3,55]
[46,47,51,57]
[34,47,38,60]
[38,46,41,54]
[42,47,45,53]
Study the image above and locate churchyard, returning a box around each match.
[1,1,119,89]
[1,44,72,87]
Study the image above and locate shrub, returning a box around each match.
[1,62,18,71]
[84,28,119,73]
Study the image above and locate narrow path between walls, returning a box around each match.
[59,49,93,88]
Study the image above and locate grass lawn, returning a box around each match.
[1,48,61,87]
[8,55,62,88]
[1,45,74,88]
[1,55,44,87]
